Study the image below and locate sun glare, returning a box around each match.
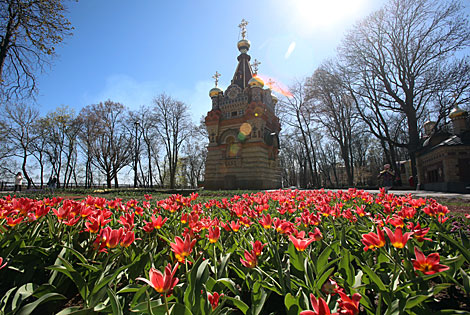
[290,0,367,31]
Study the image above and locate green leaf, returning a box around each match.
[117,284,142,294]
[461,268,470,294]
[284,293,300,315]
[91,262,131,296]
[12,283,36,311]
[217,253,231,279]
[131,300,168,314]
[405,294,431,310]
[46,264,88,301]
[56,307,95,315]
[287,242,305,272]
[359,263,386,291]
[217,278,239,295]
[224,296,249,314]
[107,288,123,315]
[439,232,470,263]
[316,267,335,291]
[316,242,335,275]
[16,293,66,315]
[340,249,354,286]
[171,302,194,315]
[64,246,88,265]
[250,281,267,315]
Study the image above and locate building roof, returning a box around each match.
[419,132,470,155]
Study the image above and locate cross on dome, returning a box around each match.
[251,59,261,75]
[212,71,221,87]
[238,19,249,39]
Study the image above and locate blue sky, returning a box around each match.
[34,0,467,122]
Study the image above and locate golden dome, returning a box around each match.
[449,105,467,119]
[209,87,223,98]
[237,39,250,52]
[248,76,264,88]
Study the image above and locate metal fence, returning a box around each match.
[0,182,137,191]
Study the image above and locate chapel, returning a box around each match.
[203,20,281,190]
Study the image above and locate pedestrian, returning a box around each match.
[14,172,23,192]
[378,164,394,193]
[47,176,57,192]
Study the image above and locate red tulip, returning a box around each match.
[102,227,124,249]
[170,234,196,263]
[412,247,449,275]
[137,263,179,295]
[118,212,135,230]
[309,227,323,241]
[208,292,224,310]
[240,249,258,268]
[361,226,386,251]
[384,227,412,249]
[321,278,338,295]
[337,291,361,315]
[6,216,24,227]
[259,214,272,229]
[207,226,220,243]
[251,240,266,256]
[0,257,7,270]
[300,293,331,315]
[407,222,432,242]
[120,230,135,248]
[289,231,316,251]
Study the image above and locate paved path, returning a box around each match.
[326,189,470,201]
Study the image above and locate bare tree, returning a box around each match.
[306,63,361,186]
[278,80,320,188]
[180,124,207,188]
[0,0,73,100]
[339,0,470,183]
[152,94,192,189]
[81,101,132,188]
[1,103,38,188]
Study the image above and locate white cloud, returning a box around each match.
[84,74,214,123]
[84,74,161,109]
[284,41,296,59]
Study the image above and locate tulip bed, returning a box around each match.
[0,189,469,314]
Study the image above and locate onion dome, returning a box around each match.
[209,87,223,98]
[237,39,250,53]
[271,93,278,105]
[449,105,467,119]
[248,76,264,88]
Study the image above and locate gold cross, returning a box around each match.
[212,71,221,87]
[267,78,276,88]
[251,59,261,75]
[238,19,249,39]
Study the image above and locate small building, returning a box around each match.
[203,20,281,190]
[416,105,470,193]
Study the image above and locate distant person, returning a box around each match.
[14,172,23,192]
[378,164,394,193]
[47,176,57,192]
[408,176,415,188]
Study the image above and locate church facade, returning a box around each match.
[203,21,281,190]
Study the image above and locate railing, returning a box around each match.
[0,182,138,191]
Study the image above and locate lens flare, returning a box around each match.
[229,143,241,157]
[254,106,264,117]
[240,123,252,135]
[257,74,293,98]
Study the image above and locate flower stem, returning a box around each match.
[213,243,218,280]
[163,294,170,315]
